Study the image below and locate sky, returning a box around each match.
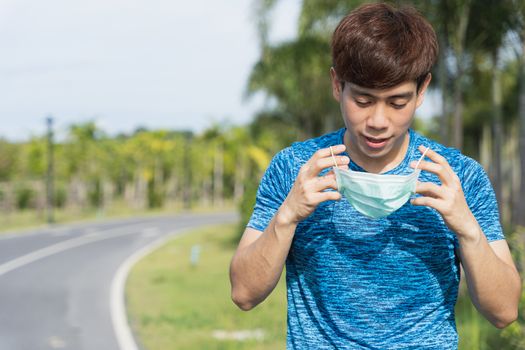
[0,0,438,142]
[0,0,301,141]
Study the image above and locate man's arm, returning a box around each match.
[229,215,297,311]
[458,236,520,328]
[229,145,349,310]
[412,145,521,328]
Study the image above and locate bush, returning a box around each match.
[54,185,67,208]
[15,186,35,210]
[237,179,258,242]
[88,179,102,207]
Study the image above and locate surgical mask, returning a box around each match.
[331,146,428,219]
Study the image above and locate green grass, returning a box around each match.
[126,223,287,350]
[0,200,235,234]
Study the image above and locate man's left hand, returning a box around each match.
[410,145,479,241]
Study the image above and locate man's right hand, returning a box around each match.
[278,144,349,225]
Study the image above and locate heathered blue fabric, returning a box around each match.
[247,128,504,349]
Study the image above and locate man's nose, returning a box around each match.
[366,104,389,130]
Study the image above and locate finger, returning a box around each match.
[410,196,442,210]
[311,144,346,160]
[410,160,455,186]
[305,154,350,177]
[312,174,339,192]
[413,146,456,184]
[417,145,447,165]
[326,164,349,176]
[415,181,444,199]
[316,190,342,203]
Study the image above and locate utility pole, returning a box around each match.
[46,116,55,224]
[183,131,193,210]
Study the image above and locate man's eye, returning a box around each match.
[355,100,371,107]
[391,102,407,109]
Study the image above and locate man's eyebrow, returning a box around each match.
[349,87,414,100]
[388,92,414,99]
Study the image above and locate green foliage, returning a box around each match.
[237,179,259,241]
[248,35,342,138]
[501,226,525,349]
[126,223,287,349]
[54,184,67,208]
[15,185,35,210]
[0,139,18,181]
[88,179,102,207]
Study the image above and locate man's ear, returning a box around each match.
[330,67,342,102]
[416,73,432,108]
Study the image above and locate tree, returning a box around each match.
[512,0,525,227]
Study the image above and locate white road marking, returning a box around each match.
[212,329,265,341]
[110,229,188,350]
[48,336,66,348]
[0,224,153,277]
[141,227,160,238]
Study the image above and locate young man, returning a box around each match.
[230,3,521,349]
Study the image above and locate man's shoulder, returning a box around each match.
[411,130,483,175]
[289,128,345,163]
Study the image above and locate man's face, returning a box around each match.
[330,68,430,162]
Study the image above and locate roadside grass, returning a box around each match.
[0,200,235,234]
[126,223,287,350]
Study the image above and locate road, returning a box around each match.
[0,212,237,350]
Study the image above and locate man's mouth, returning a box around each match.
[364,136,390,149]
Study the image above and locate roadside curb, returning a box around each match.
[110,229,187,350]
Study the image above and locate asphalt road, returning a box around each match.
[0,212,237,350]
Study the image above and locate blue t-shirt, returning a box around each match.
[247,128,504,349]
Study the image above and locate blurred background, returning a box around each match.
[1,0,524,349]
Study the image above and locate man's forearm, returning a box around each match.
[229,210,297,310]
[458,225,521,328]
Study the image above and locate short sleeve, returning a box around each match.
[461,157,504,242]
[247,147,295,232]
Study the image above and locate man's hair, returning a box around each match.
[331,2,438,90]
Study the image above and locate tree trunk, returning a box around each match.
[154,157,164,207]
[234,156,245,203]
[438,31,450,145]
[182,136,192,210]
[201,177,212,206]
[518,33,525,227]
[213,142,224,206]
[480,123,492,171]
[452,77,464,150]
[491,51,504,219]
[135,168,147,210]
[451,0,471,150]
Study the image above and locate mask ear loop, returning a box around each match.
[329,146,339,169]
[414,147,430,170]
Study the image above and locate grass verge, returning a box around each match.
[0,200,235,234]
[126,223,287,350]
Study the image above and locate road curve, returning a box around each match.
[0,212,237,350]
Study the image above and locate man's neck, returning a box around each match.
[344,131,410,174]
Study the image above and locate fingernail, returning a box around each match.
[409,161,416,168]
[342,156,350,164]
